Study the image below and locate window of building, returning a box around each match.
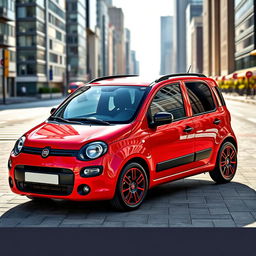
[18,35,36,47]
[56,30,62,41]
[149,84,186,120]
[185,82,215,115]
[17,22,36,33]
[50,53,58,63]
[17,6,36,18]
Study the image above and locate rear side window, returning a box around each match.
[185,82,216,115]
[214,86,226,106]
[150,84,186,120]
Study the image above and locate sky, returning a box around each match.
[112,0,174,76]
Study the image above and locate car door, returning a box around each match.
[183,81,220,167]
[146,82,196,180]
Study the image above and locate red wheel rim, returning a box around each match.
[121,167,146,206]
[220,145,237,179]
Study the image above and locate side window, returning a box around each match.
[185,82,216,115]
[150,84,186,120]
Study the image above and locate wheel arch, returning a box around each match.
[220,136,238,151]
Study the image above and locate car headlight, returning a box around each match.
[13,136,26,156]
[78,141,108,160]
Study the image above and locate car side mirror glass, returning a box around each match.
[50,108,56,115]
[151,112,174,128]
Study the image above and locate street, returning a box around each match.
[0,99,255,227]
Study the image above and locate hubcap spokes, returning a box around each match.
[220,146,237,179]
[122,168,146,205]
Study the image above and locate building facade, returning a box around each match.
[0,0,16,98]
[97,0,109,76]
[173,0,202,73]
[16,0,66,95]
[108,7,125,74]
[125,28,131,74]
[160,16,173,75]
[203,0,235,77]
[235,0,256,71]
[186,3,202,70]
[131,50,139,75]
[190,16,203,73]
[86,0,99,80]
[66,0,87,83]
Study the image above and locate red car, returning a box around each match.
[67,82,84,94]
[8,74,238,211]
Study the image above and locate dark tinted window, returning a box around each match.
[150,84,186,120]
[185,82,215,115]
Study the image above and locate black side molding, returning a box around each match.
[156,148,212,172]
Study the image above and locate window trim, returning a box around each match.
[183,80,217,117]
[147,82,187,124]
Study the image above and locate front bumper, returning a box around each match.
[8,153,117,201]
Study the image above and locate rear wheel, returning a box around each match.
[210,142,237,184]
[111,162,148,211]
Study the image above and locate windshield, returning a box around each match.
[52,86,149,124]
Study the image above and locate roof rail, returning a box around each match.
[155,73,207,83]
[89,75,139,83]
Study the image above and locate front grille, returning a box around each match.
[14,165,74,196]
[22,146,78,157]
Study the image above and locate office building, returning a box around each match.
[189,16,203,73]
[186,3,202,70]
[66,0,87,83]
[203,0,235,76]
[16,0,66,95]
[173,0,202,73]
[0,0,16,98]
[125,28,131,74]
[86,0,99,80]
[160,16,173,75]
[131,50,139,75]
[235,0,256,71]
[108,6,125,74]
[97,0,109,76]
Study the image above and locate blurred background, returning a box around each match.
[0,0,255,102]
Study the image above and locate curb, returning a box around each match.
[224,96,256,105]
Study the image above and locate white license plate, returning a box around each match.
[25,172,59,185]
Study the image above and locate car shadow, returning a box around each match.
[0,178,255,227]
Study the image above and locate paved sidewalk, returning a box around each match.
[223,93,256,105]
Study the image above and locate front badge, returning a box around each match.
[41,147,50,158]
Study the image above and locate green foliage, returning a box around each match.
[38,87,61,94]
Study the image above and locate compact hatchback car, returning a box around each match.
[8,74,238,211]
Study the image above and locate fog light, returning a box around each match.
[80,166,103,177]
[8,158,12,170]
[78,184,90,195]
[9,177,13,188]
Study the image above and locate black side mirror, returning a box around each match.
[50,108,56,115]
[150,112,174,128]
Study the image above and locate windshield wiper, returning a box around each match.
[68,117,111,126]
[49,116,84,125]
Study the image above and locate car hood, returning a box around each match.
[24,121,133,150]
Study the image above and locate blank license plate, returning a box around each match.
[25,172,59,185]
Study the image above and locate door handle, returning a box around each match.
[183,126,194,133]
[213,118,221,125]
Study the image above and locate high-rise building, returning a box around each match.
[160,16,173,75]
[86,0,99,80]
[173,0,202,73]
[235,0,256,71]
[16,0,66,95]
[186,3,202,69]
[203,0,235,76]
[131,50,139,75]
[125,28,131,74]
[108,7,125,74]
[189,16,203,73]
[66,0,87,83]
[97,0,109,76]
[0,0,16,98]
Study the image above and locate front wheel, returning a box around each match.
[210,142,237,184]
[111,162,148,211]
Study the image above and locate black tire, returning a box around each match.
[210,142,237,184]
[111,162,148,211]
